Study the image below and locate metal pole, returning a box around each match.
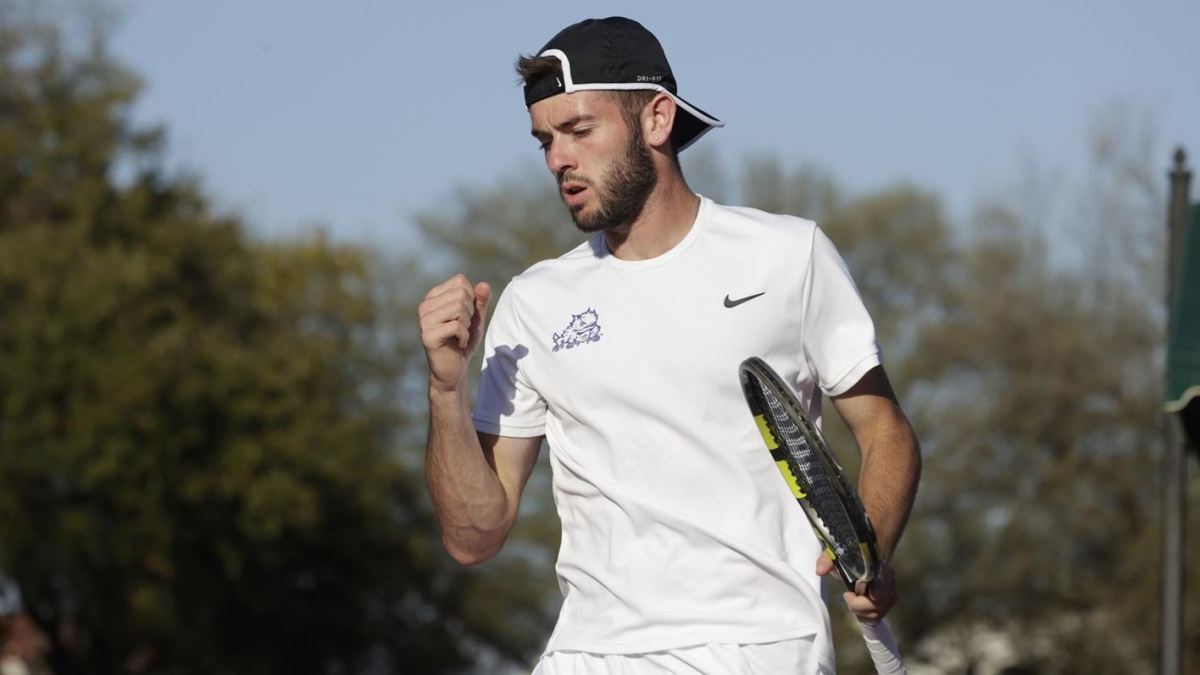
[1162,420,1183,675]
[1168,148,1192,305]
[1162,147,1190,675]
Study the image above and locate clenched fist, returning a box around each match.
[418,274,492,393]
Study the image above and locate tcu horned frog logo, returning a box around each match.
[552,308,603,352]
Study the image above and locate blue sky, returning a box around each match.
[109,1,1200,245]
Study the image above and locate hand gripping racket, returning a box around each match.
[738,357,906,675]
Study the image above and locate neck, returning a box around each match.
[603,172,700,261]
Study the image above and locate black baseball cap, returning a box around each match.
[523,17,723,152]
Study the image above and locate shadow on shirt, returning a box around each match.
[475,344,530,425]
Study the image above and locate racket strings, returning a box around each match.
[759,382,869,579]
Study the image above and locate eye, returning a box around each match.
[536,138,551,152]
[572,128,592,139]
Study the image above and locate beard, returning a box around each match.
[561,125,658,233]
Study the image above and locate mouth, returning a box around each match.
[560,182,589,207]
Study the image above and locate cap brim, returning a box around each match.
[665,92,722,152]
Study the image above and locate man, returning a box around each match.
[419,16,920,674]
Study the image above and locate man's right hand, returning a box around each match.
[418,274,492,393]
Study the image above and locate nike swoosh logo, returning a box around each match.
[723,292,765,308]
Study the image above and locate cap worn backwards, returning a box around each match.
[523,17,723,153]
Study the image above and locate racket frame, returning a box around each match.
[738,356,883,589]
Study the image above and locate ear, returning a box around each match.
[643,93,677,152]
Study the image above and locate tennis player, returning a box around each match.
[419,17,921,674]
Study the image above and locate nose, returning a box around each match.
[546,141,575,177]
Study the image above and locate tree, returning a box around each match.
[0,12,527,674]
[824,114,1198,673]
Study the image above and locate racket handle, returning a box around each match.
[859,619,907,675]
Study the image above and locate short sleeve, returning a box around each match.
[800,227,882,396]
[472,283,547,437]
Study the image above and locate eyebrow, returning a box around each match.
[530,114,596,139]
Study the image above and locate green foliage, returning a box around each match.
[0,15,516,675]
[413,172,587,286]
[882,200,1167,673]
[813,139,1197,673]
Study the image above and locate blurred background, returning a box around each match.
[1,0,1198,673]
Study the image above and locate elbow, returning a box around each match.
[442,532,504,567]
[433,500,515,565]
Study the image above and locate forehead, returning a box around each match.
[528,90,622,130]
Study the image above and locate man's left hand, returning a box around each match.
[816,553,898,624]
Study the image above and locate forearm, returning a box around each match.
[425,385,511,563]
[857,408,921,561]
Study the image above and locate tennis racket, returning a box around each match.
[738,356,906,675]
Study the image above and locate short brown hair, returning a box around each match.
[514,54,562,87]
[514,54,677,156]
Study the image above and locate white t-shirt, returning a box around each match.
[472,197,880,668]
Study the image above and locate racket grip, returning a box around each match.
[859,619,907,675]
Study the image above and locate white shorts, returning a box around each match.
[530,637,831,675]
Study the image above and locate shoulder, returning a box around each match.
[518,236,599,280]
[494,236,602,308]
[512,236,598,285]
[702,199,821,253]
[708,199,817,237]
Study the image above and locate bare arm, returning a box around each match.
[831,365,921,560]
[823,365,921,622]
[425,399,541,564]
[419,274,543,565]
